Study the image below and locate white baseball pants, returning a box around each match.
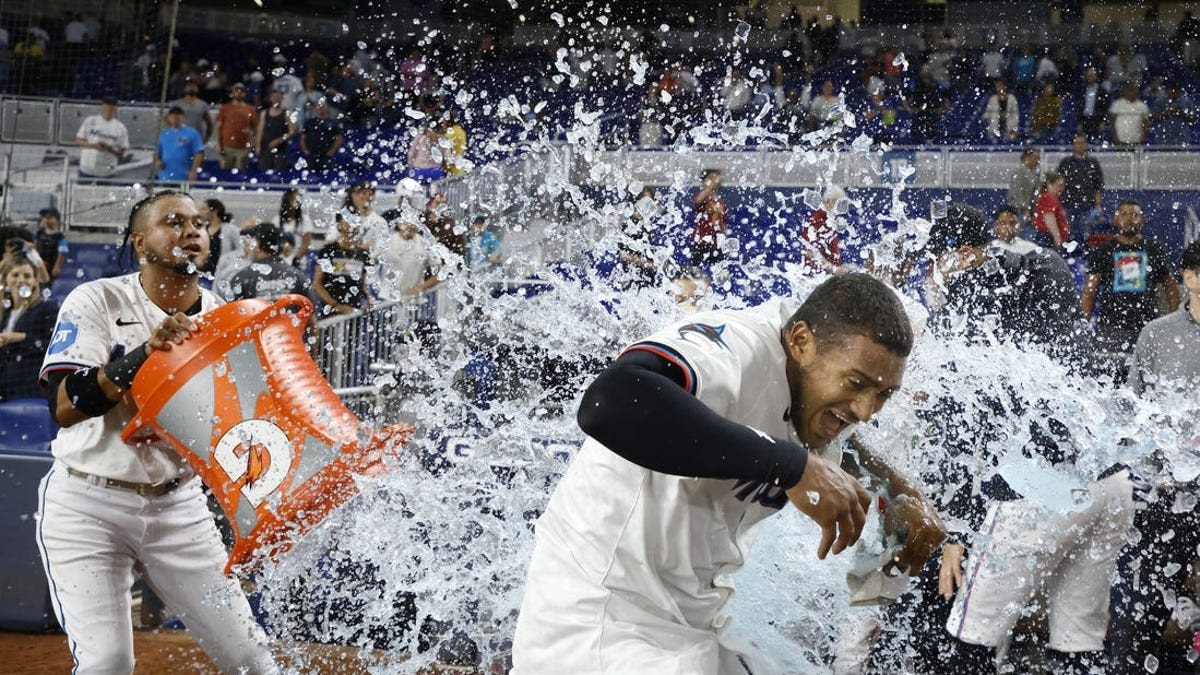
[35,462,277,674]
[946,470,1134,652]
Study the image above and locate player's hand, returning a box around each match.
[147,313,196,352]
[786,455,871,560]
[938,543,966,601]
[886,493,947,575]
[0,331,26,346]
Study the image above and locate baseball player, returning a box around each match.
[512,273,946,674]
[35,190,276,674]
[918,204,1134,674]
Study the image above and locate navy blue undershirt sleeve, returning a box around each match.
[577,349,809,489]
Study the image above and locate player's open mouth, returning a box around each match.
[817,409,854,440]
[182,244,203,256]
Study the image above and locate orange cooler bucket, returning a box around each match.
[121,295,410,571]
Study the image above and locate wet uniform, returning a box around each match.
[513,301,843,675]
[36,273,276,674]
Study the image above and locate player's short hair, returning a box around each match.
[787,273,913,357]
[1182,240,1200,273]
[1020,147,1040,160]
[1117,198,1141,211]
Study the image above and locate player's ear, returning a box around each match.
[784,321,818,368]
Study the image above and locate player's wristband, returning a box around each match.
[103,342,151,390]
[63,366,119,417]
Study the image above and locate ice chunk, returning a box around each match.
[851,133,873,153]
[735,21,751,42]
[803,188,823,210]
[892,52,909,71]
[1144,654,1159,673]
[550,12,564,27]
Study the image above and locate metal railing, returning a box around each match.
[315,294,439,392]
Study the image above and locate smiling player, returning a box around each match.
[512,273,945,674]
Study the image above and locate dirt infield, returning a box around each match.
[0,630,398,673]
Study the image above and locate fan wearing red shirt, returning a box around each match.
[803,185,848,275]
[691,169,728,265]
[1032,170,1069,249]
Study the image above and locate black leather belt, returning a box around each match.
[66,467,182,497]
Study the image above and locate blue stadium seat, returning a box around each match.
[0,450,56,630]
[0,398,57,454]
[49,276,85,301]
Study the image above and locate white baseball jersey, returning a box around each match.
[513,300,846,674]
[40,272,223,483]
[75,115,129,177]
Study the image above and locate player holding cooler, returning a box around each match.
[512,274,946,673]
[35,191,275,674]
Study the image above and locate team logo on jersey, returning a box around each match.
[47,320,78,355]
[677,323,730,353]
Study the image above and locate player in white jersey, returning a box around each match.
[36,191,276,674]
[74,98,129,178]
[512,274,946,674]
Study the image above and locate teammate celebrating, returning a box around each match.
[512,273,945,673]
[35,191,276,673]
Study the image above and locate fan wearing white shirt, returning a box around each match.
[75,98,129,177]
[1108,83,1150,145]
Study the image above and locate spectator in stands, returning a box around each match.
[1178,11,1200,68]
[169,81,213,143]
[690,169,728,266]
[1129,239,1200,394]
[1050,43,1078,93]
[0,254,57,400]
[992,205,1039,255]
[1011,44,1037,92]
[1057,134,1105,245]
[278,189,316,266]
[74,97,128,178]
[377,204,441,300]
[0,232,48,285]
[198,60,230,104]
[197,199,243,295]
[1076,67,1110,140]
[465,215,501,271]
[1006,147,1041,224]
[1035,47,1058,87]
[979,39,1006,84]
[271,58,306,117]
[721,67,752,120]
[256,89,297,173]
[154,106,204,183]
[905,63,948,144]
[34,208,67,280]
[1109,82,1150,146]
[1104,43,1147,92]
[1031,170,1070,249]
[809,80,840,131]
[228,222,309,302]
[300,98,344,173]
[313,212,373,317]
[1150,84,1196,146]
[801,185,847,276]
[981,79,1020,143]
[860,89,901,144]
[424,192,464,259]
[338,181,388,249]
[1030,82,1062,141]
[1081,199,1181,378]
[166,60,194,100]
[407,123,446,183]
[1142,75,1169,111]
[215,83,258,171]
[441,110,468,175]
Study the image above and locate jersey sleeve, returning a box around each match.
[39,284,113,383]
[116,123,129,149]
[75,116,92,142]
[622,314,752,417]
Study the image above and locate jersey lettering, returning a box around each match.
[731,479,789,510]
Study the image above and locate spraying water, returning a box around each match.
[215,17,1200,675]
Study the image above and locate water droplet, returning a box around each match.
[1144,654,1159,672]
[734,21,751,42]
[807,491,820,505]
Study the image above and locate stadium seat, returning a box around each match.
[0,451,55,630]
[49,276,85,301]
[0,398,57,454]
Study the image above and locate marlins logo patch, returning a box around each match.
[677,322,730,353]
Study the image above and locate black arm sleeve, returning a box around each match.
[577,349,809,489]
